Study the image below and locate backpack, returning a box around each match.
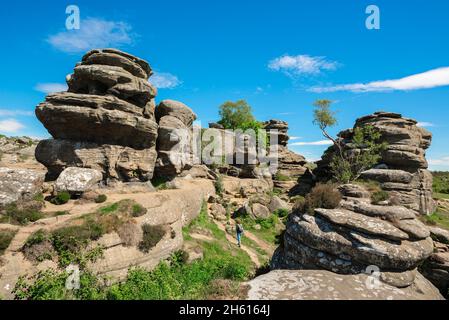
[237,224,244,233]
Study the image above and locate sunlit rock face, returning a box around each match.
[35,49,159,182]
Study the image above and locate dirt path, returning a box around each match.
[212,221,262,268]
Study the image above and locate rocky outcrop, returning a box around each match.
[273,184,435,289]
[154,100,197,178]
[35,49,159,183]
[0,168,45,207]
[246,269,443,300]
[264,120,308,181]
[314,112,435,215]
[420,226,449,297]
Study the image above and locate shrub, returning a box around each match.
[131,204,147,217]
[273,208,289,218]
[274,173,291,182]
[139,224,167,253]
[294,184,341,215]
[0,229,16,255]
[24,230,48,247]
[171,250,189,265]
[214,175,224,196]
[94,194,107,204]
[50,192,71,205]
[2,204,44,225]
[371,190,390,205]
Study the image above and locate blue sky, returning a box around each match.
[0,0,448,170]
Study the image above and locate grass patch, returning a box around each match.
[371,190,390,205]
[95,194,107,204]
[50,192,71,205]
[434,193,449,200]
[274,173,293,182]
[0,204,44,225]
[421,210,449,231]
[0,229,16,255]
[139,224,167,253]
[151,177,170,191]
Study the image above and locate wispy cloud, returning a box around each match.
[289,136,302,141]
[151,72,182,89]
[289,140,333,146]
[47,18,134,53]
[0,109,33,117]
[428,156,449,166]
[417,122,436,128]
[0,119,25,133]
[310,67,449,93]
[269,54,339,77]
[35,83,68,94]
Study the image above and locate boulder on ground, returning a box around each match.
[0,168,45,207]
[55,167,103,195]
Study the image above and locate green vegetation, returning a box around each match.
[217,100,261,131]
[294,183,342,215]
[313,99,387,183]
[151,177,170,191]
[371,190,390,205]
[214,175,224,196]
[0,229,16,255]
[433,172,449,194]
[50,191,71,205]
[421,210,449,230]
[434,193,449,200]
[131,203,147,217]
[0,204,44,225]
[274,173,293,182]
[15,202,253,300]
[273,208,289,218]
[139,224,167,253]
[94,194,108,204]
[238,214,284,245]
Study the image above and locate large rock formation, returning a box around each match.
[35,49,159,183]
[314,112,435,215]
[154,100,197,178]
[272,183,435,290]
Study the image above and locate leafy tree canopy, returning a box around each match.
[218,100,262,131]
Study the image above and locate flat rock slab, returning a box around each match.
[246,270,443,300]
[315,208,409,241]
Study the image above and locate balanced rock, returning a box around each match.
[314,112,435,215]
[35,49,159,182]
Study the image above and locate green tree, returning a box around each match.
[218,100,261,131]
[313,100,387,184]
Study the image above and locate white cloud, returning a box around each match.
[310,67,449,93]
[0,110,33,117]
[47,18,134,53]
[428,157,449,166]
[417,122,435,128]
[35,83,68,94]
[0,119,25,133]
[289,136,302,141]
[151,72,182,89]
[289,140,333,146]
[269,54,339,76]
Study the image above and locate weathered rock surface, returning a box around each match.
[154,100,197,178]
[0,168,45,206]
[420,226,449,297]
[55,167,103,194]
[35,139,157,182]
[314,112,435,215]
[274,181,435,290]
[246,270,443,300]
[35,49,159,183]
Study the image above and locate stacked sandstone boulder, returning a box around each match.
[264,120,309,192]
[154,100,197,178]
[314,112,435,215]
[273,112,438,290]
[35,49,159,183]
[273,183,434,288]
